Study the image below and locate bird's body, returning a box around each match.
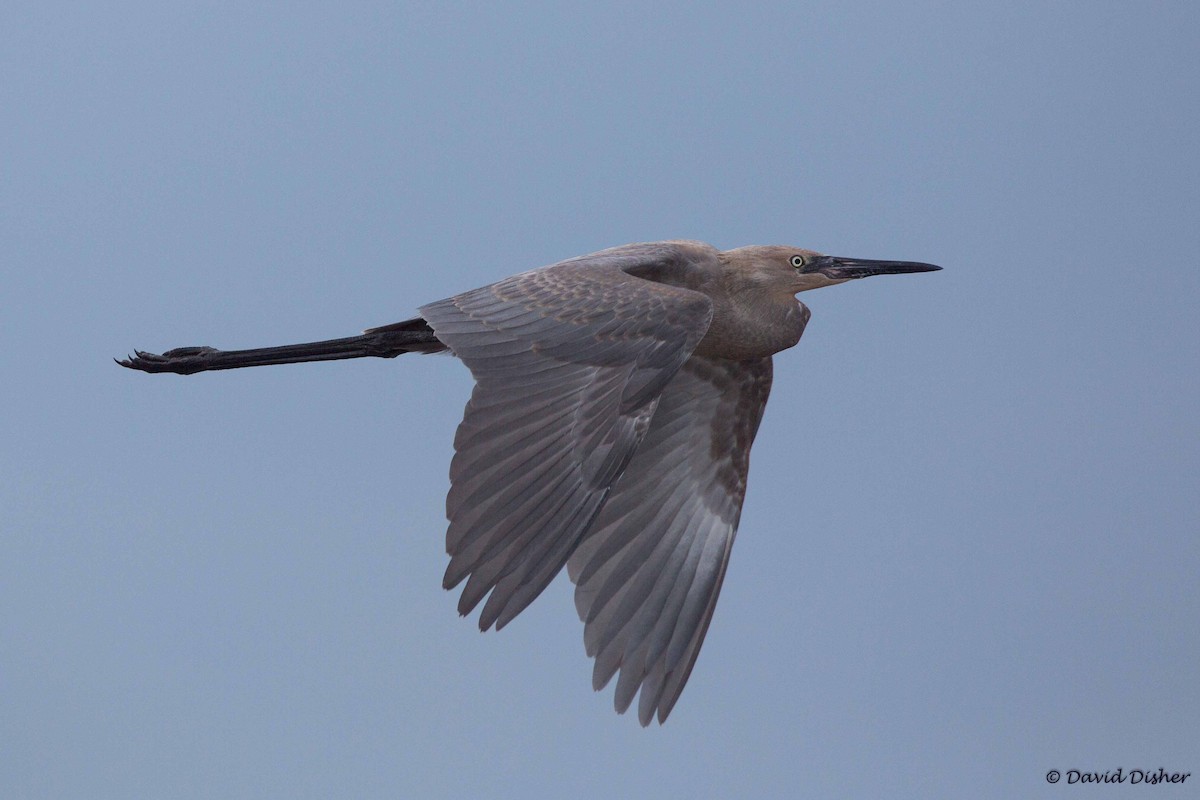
[120,240,940,725]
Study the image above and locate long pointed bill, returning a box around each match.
[816,256,942,280]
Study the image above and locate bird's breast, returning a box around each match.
[693,295,810,361]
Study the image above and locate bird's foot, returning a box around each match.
[116,346,220,374]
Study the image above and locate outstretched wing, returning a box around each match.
[420,243,716,632]
[566,355,774,725]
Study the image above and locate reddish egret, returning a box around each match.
[120,240,940,725]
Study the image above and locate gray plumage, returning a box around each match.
[119,240,940,725]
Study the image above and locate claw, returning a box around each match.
[117,349,168,372]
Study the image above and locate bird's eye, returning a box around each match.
[790,255,806,268]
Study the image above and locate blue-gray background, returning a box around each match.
[4,2,1197,797]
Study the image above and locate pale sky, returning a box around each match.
[3,2,1197,797]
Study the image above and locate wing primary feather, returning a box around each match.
[567,355,773,724]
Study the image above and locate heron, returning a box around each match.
[119,240,940,725]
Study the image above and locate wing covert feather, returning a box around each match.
[420,244,715,632]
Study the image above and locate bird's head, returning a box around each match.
[722,245,941,294]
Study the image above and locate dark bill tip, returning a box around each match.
[818,256,942,280]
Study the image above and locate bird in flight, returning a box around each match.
[119,240,940,725]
